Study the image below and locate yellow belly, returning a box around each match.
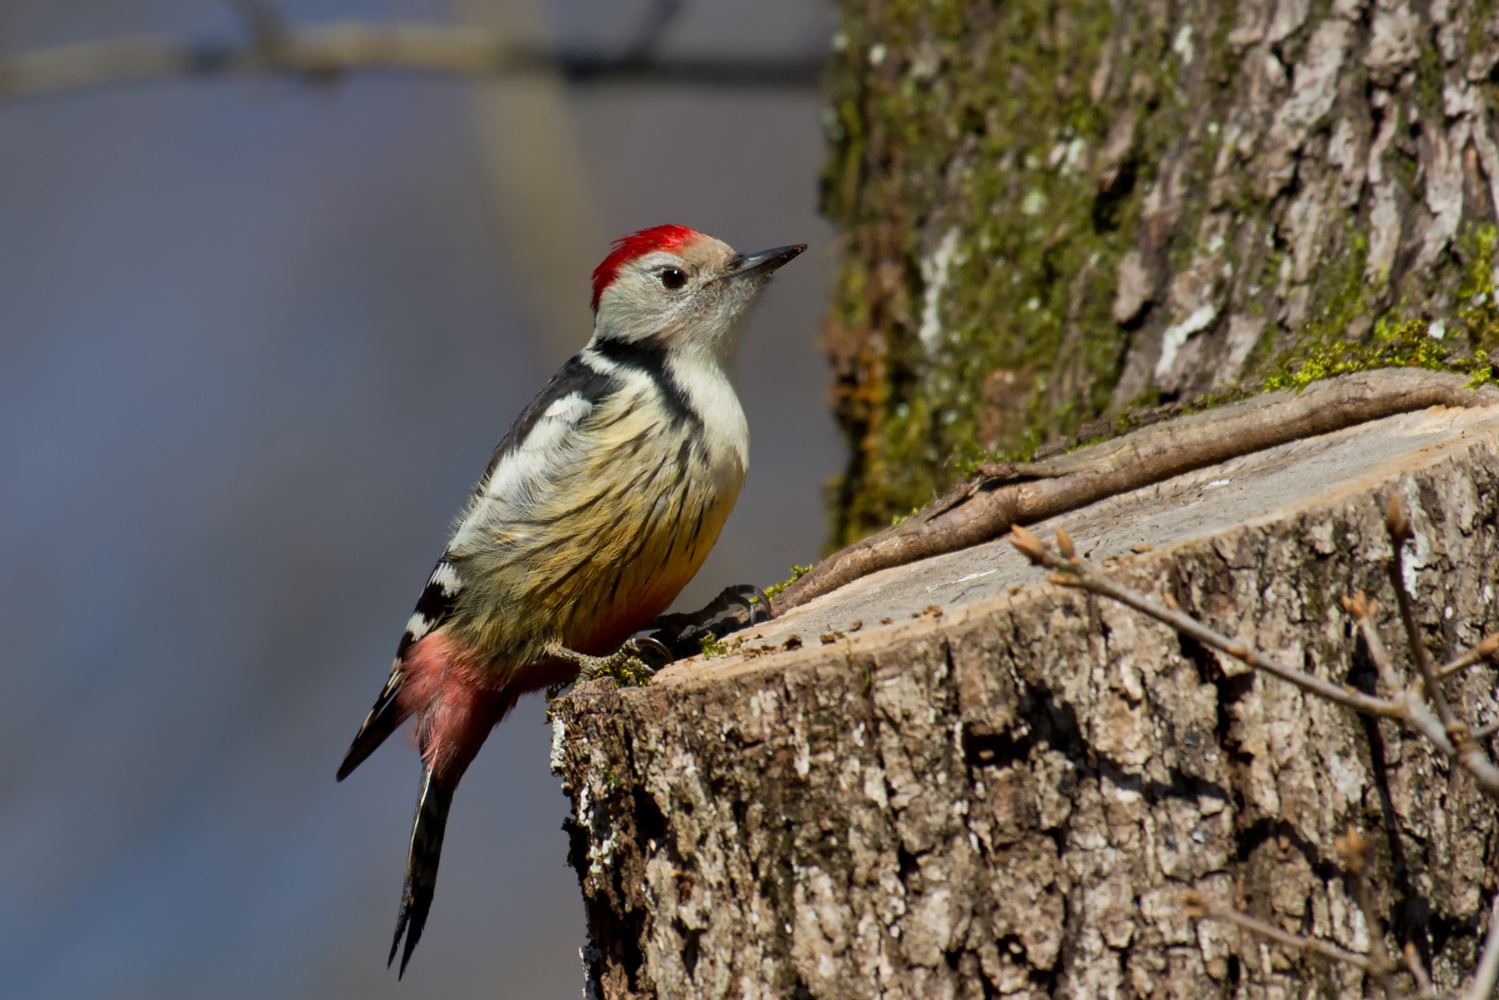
[450,412,745,665]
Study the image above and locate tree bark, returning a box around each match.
[553,397,1499,999]
[819,0,1499,545]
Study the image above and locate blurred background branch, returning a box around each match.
[0,17,822,103]
[0,0,824,367]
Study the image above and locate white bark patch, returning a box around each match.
[1286,175,1329,282]
[1262,20,1351,195]
[917,227,961,354]
[1156,304,1218,381]
[1172,24,1194,64]
[1267,0,1309,42]
[1417,121,1467,271]
[1364,4,1421,79]
[550,717,567,773]
[1217,314,1267,387]
[1113,248,1153,324]
[1472,115,1499,229]
[1365,112,1402,284]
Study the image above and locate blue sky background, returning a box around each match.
[0,2,838,996]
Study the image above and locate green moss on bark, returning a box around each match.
[822,0,1177,546]
[820,0,1499,548]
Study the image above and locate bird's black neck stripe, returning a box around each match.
[589,336,699,426]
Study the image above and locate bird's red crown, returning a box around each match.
[591,224,703,310]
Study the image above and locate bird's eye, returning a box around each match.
[659,267,687,290]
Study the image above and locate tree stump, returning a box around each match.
[553,397,1499,999]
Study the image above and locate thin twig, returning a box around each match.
[1180,891,1379,972]
[1386,497,1459,731]
[1346,609,1462,755]
[1381,501,1499,793]
[1403,943,1438,998]
[1007,527,1499,799]
[1436,635,1499,680]
[1348,593,1408,695]
[1011,527,1404,718]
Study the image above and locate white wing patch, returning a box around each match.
[428,561,463,595]
[405,612,434,643]
[481,393,593,501]
[543,394,592,422]
[452,392,596,548]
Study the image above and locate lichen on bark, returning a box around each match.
[821,0,1499,546]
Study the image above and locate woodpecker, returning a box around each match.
[337,225,805,975]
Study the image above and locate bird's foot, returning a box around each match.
[644,584,775,662]
[557,636,672,688]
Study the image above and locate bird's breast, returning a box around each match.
[451,398,746,665]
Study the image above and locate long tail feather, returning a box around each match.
[337,671,408,781]
[379,654,514,977]
[389,765,452,978]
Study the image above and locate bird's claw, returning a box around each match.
[643,583,776,662]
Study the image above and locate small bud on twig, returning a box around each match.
[1385,494,1412,543]
[1334,825,1368,875]
[1056,527,1076,560]
[1008,526,1048,564]
[1178,890,1206,918]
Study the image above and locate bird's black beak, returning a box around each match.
[726,243,807,280]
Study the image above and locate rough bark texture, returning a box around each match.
[820,0,1499,544]
[554,400,1499,999]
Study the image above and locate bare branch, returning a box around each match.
[0,21,822,103]
[1381,502,1499,793]
[777,370,1499,615]
[1180,890,1380,972]
[1348,593,1407,695]
[1402,943,1438,999]
[1386,497,1459,730]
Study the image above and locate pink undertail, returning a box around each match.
[387,632,514,976]
[397,632,512,780]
